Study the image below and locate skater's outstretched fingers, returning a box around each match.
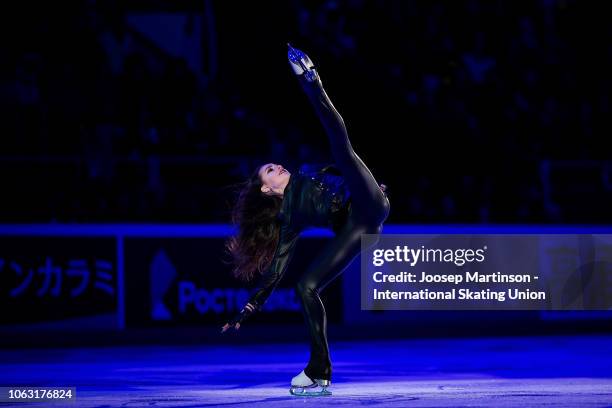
[221,302,257,333]
[220,322,240,334]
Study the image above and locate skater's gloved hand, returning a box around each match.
[288,43,320,83]
[221,302,257,333]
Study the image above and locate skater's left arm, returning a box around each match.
[221,225,299,332]
[248,224,299,308]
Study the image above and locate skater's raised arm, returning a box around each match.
[222,224,299,332]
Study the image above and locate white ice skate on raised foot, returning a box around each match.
[289,370,332,397]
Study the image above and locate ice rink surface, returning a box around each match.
[1,335,611,407]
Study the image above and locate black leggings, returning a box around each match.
[295,76,390,381]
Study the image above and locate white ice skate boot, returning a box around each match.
[287,43,320,83]
[289,370,331,396]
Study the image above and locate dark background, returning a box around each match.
[1,1,611,346]
[2,0,611,224]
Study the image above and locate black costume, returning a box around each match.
[233,50,390,383]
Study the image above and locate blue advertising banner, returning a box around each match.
[124,237,343,327]
[1,225,610,331]
[0,237,117,324]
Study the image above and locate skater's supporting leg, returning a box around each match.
[296,218,382,381]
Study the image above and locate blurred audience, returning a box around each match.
[1,0,609,223]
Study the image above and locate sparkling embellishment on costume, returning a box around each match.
[288,43,318,82]
[288,44,306,64]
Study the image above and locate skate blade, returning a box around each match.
[289,386,332,397]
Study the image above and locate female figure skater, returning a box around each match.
[222,44,390,396]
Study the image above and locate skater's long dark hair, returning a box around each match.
[225,165,283,282]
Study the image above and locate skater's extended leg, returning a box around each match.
[296,66,390,225]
